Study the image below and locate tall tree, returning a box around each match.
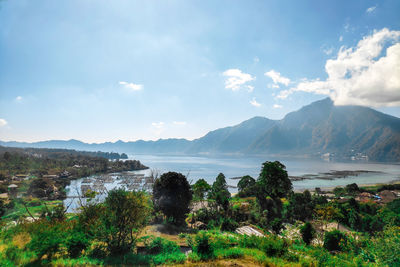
[209,173,231,213]
[255,161,292,230]
[257,161,292,200]
[237,175,256,197]
[153,172,192,225]
[192,178,211,201]
[98,189,151,255]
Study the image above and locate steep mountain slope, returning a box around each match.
[187,117,276,153]
[248,98,400,161]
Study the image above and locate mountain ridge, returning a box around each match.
[1,98,399,161]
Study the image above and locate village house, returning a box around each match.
[378,190,399,204]
[356,192,374,202]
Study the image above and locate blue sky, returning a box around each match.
[0,0,400,143]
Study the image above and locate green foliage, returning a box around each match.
[27,219,67,260]
[219,217,238,232]
[238,234,288,257]
[191,231,215,260]
[192,178,211,201]
[287,190,314,222]
[98,189,152,255]
[153,172,192,225]
[300,222,315,245]
[144,236,186,265]
[256,161,292,201]
[65,230,89,258]
[214,247,244,259]
[237,175,256,197]
[345,183,360,195]
[323,230,347,252]
[0,146,147,180]
[333,187,346,197]
[209,173,231,213]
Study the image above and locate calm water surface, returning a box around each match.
[130,154,400,189]
[65,154,400,211]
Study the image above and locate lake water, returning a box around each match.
[129,154,400,189]
[65,154,400,211]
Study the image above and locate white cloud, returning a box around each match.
[0,119,7,127]
[15,96,22,102]
[265,70,291,86]
[273,104,283,109]
[322,46,334,55]
[250,97,261,107]
[119,81,143,91]
[247,85,254,92]
[151,122,164,128]
[277,28,400,107]
[268,84,280,89]
[173,121,186,126]
[366,6,376,13]
[223,69,255,91]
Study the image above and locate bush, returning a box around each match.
[27,220,66,260]
[323,230,347,252]
[220,217,238,232]
[215,247,244,259]
[300,222,315,245]
[65,230,89,258]
[238,234,288,257]
[145,237,181,255]
[192,231,214,260]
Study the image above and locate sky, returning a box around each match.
[0,0,400,143]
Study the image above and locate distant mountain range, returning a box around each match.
[1,98,400,161]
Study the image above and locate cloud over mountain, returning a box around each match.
[278,28,400,107]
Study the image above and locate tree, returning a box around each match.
[345,183,359,194]
[192,179,211,201]
[153,172,192,225]
[323,230,347,252]
[256,161,292,200]
[300,222,315,245]
[237,175,256,197]
[209,173,231,213]
[99,189,151,255]
[287,190,314,222]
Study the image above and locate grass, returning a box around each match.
[2,199,62,221]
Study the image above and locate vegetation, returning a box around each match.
[1,156,399,266]
[153,171,192,225]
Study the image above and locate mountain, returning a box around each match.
[1,98,400,161]
[188,117,276,153]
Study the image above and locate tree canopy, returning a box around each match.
[153,172,192,225]
[192,178,211,201]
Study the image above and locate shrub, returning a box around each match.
[220,217,238,232]
[192,231,214,260]
[65,231,89,258]
[323,230,347,252]
[238,234,288,257]
[145,237,181,255]
[27,220,66,260]
[98,189,152,255]
[300,222,315,245]
[144,237,185,265]
[215,247,244,259]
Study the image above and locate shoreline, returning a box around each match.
[293,179,400,193]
